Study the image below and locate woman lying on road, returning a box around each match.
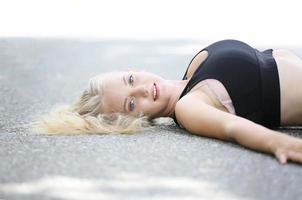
[34,39,302,165]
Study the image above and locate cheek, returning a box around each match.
[136,100,151,114]
[103,94,125,114]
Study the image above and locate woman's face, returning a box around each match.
[101,71,171,119]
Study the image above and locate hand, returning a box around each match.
[273,133,302,165]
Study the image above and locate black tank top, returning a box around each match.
[173,39,281,128]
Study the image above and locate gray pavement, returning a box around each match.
[0,38,302,200]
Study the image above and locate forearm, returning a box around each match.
[227,118,290,154]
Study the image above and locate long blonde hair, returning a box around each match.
[31,73,152,135]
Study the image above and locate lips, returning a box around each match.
[153,83,159,101]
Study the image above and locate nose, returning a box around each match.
[130,84,149,98]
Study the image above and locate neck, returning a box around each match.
[161,79,188,118]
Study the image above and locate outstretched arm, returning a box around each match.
[226,117,302,164]
[175,92,302,165]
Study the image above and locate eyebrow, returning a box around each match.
[123,75,127,112]
[123,75,128,86]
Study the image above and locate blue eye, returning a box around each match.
[129,97,135,111]
[128,74,134,86]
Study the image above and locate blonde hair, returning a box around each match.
[31,73,152,135]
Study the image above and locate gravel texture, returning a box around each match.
[0,38,302,200]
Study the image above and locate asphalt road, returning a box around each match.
[0,38,302,200]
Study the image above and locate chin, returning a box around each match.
[147,112,160,120]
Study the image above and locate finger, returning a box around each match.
[288,151,302,163]
[276,153,287,164]
[280,155,287,164]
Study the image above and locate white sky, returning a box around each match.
[0,0,301,46]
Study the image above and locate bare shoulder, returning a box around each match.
[174,90,241,141]
[273,49,299,58]
[186,50,209,79]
